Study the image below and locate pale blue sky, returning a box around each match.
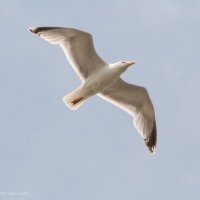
[1,0,200,199]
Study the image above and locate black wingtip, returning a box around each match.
[29,27,63,34]
[147,145,156,154]
[145,121,157,154]
[29,27,38,34]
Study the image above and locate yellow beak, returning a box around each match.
[126,61,135,65]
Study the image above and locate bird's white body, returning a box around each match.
[29,27,157,154]
[84,63,129,94]
[63,62,131,110]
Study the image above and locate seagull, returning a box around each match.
[29,27,157,154]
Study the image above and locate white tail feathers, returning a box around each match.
[63,86,88,110]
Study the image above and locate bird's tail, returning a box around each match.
[63,86,88,110]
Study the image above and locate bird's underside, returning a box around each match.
[29,26,157,154]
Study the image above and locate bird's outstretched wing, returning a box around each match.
[29,27,107,81]
[99,78,157,153]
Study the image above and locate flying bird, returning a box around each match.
[29,27,157,154]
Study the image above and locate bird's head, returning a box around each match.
[109,60,135,76]
[120,61,135,67]
[110,60,135,75]
[115,60,135,71]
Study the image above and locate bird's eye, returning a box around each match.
[121,61,126,64]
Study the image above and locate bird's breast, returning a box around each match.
[83,68,120,94]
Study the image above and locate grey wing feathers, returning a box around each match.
[29,27,107,80]
[99,78,157,154]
